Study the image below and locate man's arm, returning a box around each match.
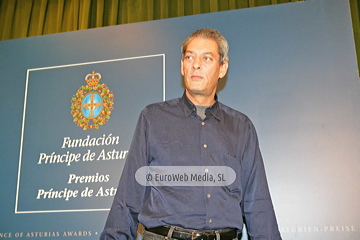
[100,112,149,240]
[240,120,282,240]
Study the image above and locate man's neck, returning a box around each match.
[185,90,216,106]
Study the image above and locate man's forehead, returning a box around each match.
[185,50,216,56]
[185,38,220,55]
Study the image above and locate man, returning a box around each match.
[101,29,281,240]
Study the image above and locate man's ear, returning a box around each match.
[219,61,228,79]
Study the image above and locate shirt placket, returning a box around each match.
[199,112,214,228]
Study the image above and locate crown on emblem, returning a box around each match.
[85,71,101,86]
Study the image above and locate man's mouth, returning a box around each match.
[191,75,203,80]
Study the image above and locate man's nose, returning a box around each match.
[192,57,201,69]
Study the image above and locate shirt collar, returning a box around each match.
[181,91,221,121]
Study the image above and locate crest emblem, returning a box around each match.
[70,71,114,130]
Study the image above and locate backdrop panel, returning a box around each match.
[0,0,359,239]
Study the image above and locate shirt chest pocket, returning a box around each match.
[149,141,197,165]
[222,153,242,194]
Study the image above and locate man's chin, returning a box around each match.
[186,88,206,96]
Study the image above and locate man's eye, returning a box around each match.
[185,56,193,60]
[204,57,212,61]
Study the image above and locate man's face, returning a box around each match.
[181,37,228,101]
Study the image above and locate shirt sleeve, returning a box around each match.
[100,111,149,240]
[240,120,282,240]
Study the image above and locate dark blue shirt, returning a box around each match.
[101,93,281,240]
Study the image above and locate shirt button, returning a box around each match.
[201,122,205,126]
[209,219,212,223]
[203,144,207,148]
[205,169,209,173]
[207,194,211,198]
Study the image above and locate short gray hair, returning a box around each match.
[181,28,229,64]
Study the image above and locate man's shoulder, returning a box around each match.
[141,97,182,115]
[218,101,251,123]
